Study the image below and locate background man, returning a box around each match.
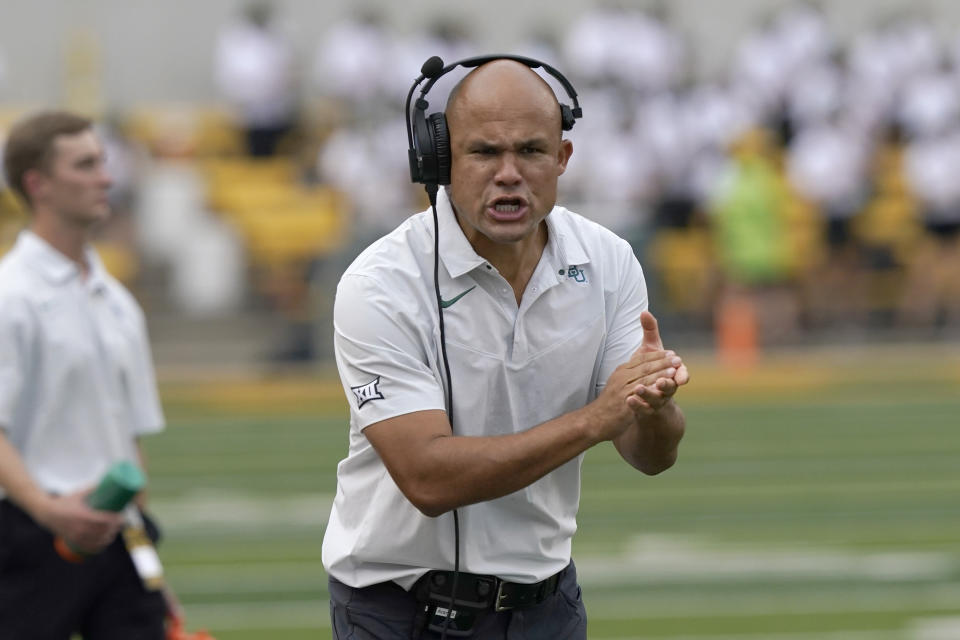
[0,111,168,638]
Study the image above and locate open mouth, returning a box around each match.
[488,197,528,220]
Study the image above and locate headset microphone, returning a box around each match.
[421,55,445,78]
[402,54,583,640]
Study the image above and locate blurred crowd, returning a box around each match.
[2,1,960,364]
[309,2,960,353]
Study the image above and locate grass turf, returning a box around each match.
[140,350,960,639]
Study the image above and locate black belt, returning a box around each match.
[417,567,563,612]
[494,572,562,611]
[412,567,566,636]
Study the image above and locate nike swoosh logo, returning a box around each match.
[440,285,477,308]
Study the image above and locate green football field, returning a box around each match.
[142,347,960,639]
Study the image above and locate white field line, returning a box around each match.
[583,478,960,500]
[909,616,960,640]
[183,594,960,635]
[600,633,903,640]
[150,490,333,529]
[154,492,958,587]
[577,535,959,584]
[180,585,960,628]
[154,494,960,631]
[602,622,960,640]
[584,582,960,619]
[167,562,323,593]
[181,600,328,630]
[169,563,960,618]
[599,632,904,640]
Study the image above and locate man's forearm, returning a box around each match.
[0,429,52,520]
[614,400,685,474]
[372,406,605,517]
[368,349,682,516]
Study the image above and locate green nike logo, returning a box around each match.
[440,285,477,308]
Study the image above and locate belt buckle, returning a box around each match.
[493,580,512,612]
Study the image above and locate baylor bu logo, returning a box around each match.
[352,376,385,408]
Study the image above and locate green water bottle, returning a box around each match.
[54,460,145,562]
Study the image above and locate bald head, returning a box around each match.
[441,58,574,258]
[445,60,564,137]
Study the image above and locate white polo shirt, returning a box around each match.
[0,231,164,498]
[323,189,648,589]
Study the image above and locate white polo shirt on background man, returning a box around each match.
[0,230,164,498]
[323,188,648,589]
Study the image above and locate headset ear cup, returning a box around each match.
[412,106,435,184]
[429,113,451,185]
[560,104,575,131]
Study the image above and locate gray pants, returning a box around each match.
[329,561,587,639]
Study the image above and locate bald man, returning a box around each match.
[322,59,689,639]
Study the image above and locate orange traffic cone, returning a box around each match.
[716,293,759,369]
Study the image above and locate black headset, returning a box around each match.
[402,55,582,639]
[405,54,583,190]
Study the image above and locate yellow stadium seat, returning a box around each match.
[201,156,297,189]
[239,188,349,268]
[648,227,715,314]
[208,180,300,218]
[124,104,243,158]
[202,156,301,213]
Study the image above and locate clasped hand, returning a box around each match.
[626,310,690,415]
[596,311,690,441]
